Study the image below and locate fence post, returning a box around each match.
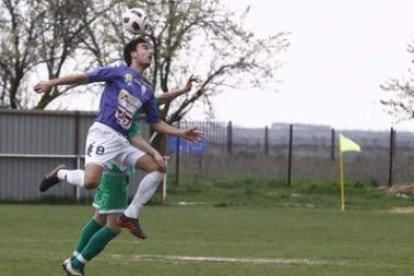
[74,111,81,202]
[227,121,233,155]
[264,126,269,157]
[175,120,181,187]
[287,124,293,186]
[331,128,335,161]
[160,156,170,204]
[388,127,396,187]
[75,156,82,200]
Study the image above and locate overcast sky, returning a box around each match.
[197,0,414,130]
[46,0,414,131]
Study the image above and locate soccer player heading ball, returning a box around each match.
[34,33,203,275]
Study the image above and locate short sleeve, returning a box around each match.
[143,94,161,124]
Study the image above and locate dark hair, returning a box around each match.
[123,37,149,66]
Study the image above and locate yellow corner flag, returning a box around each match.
[339,133,361,153]
[338,133,361,211]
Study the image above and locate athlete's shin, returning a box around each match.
[124,171,165,218]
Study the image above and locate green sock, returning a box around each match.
[72,219,103,259]
[72,226,119,270]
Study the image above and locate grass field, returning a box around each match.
[1,198,414,276]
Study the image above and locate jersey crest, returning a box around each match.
[124,73,133,86]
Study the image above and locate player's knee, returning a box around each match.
[148,164,159,172]
[107,215,121,232]
[93,213,106,225]
[138,163,160,173]
[151,171,165,182]
[83,179,99,189]
[84,164,104,189]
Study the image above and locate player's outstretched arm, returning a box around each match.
[151,121,204,142]
[33,73,89,94]
[158,75,201,104]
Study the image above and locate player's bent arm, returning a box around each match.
[151,121,184,137]
[157,89,187,105]
[129,135,166,172]
[157,75,201,104]
[151,121,203,143]
[130,135,160,157]
[127,115,161,156]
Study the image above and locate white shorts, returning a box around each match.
[84,122,146,171]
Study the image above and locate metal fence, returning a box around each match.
[167,122,414,188]
[1,110,414,201]
[0,110,149,201]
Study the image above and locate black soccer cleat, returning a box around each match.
[118,214,147,240]
[39,164,67,192]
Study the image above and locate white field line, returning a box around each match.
[109,254,331,266]
[108,254,400,269]
[2,239,396,269]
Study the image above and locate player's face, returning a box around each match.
[134,42,152,68]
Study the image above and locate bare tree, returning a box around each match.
[34,0,123,109]
[78,0,289,123]
[1,0,289,126]
[145,0,289,124]
[0,0,47,108]
[134,0,289,151]
[381,42,414,122]
[0,0,124,109]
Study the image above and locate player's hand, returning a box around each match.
[34,81,53,94]
[181,127,204,143]
[153,152,166,173]
[183,75,201,93]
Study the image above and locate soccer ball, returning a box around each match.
[122,8,152,35]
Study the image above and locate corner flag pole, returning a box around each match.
[339,148,345,211]
[338,133,361,211]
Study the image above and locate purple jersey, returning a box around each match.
[87,64,160,137]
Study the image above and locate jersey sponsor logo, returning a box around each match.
[116,89,142,129]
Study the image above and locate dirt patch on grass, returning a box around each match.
[386,184,414,197]
[390,207,414,214]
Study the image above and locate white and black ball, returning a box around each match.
[122,8,152,35]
